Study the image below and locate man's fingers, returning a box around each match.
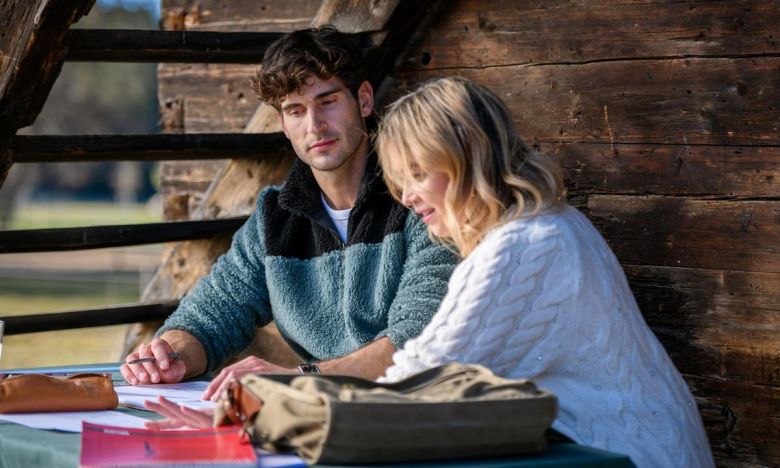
[150,338,175,370]
[119,364,138,385]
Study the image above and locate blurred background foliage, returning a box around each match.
[0,1,161,229]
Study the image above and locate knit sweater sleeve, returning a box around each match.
[382,220,574,382]
[376,213,459,350]
[155,190,273,372]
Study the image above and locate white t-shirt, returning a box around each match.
[321,193,351,243]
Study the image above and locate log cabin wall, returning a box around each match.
[157,0,320,220]
[157,1,779,466]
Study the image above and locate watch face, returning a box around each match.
[298,364,321,374]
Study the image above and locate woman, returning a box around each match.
[375,77,714,468]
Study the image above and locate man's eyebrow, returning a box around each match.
[281,86,345,111]
[314,86,344,100]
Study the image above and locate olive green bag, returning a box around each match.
[217,363,557,465]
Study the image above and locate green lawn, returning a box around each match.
[10,200,160,229]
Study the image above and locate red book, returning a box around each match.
[80,422,257,467]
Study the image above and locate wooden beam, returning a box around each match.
[8,133,292,162]
[1,300,179,335]
[0,0,95,186]
[0,217,247,253]
[65,29,377,63]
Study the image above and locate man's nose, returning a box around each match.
[306,108,327,134]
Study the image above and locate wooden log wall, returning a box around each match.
[156,0,778,466]
[390,1,778,466]
[157,0,320,220]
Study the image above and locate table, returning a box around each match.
[0,364,635,467]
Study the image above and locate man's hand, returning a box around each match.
[203,356,296,401]
[121,337,187,385]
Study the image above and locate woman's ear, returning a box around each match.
[357,81,374,118]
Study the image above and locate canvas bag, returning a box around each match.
[218,363,557,465]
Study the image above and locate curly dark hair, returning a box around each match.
[250,26,366,110]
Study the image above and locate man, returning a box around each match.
[120,26,457,400]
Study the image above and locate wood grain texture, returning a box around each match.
[587,196,780,273]
[686,375,780,466]
[398,0,780,70]
[161,0,321,32]
[539,142,780,197]
[627,265,780,381]
[312,0,401,32]
[395,57,780,146]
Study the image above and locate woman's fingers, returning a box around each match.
[143,397,213,430]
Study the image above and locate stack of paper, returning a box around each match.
[114,381,217,411]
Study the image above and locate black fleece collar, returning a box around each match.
[278,150,384,225]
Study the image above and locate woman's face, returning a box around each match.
[386,152,452,238]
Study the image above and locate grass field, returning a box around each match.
[9,200,160,229]
[1,201,161,369]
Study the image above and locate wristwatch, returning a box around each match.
[297,363,321,374]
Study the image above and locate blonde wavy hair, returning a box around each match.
[376,77,565,256]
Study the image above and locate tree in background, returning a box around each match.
[0,3,159,227]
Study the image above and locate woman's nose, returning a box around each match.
[401,188,415,208]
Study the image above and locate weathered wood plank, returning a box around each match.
[395,57,780,146]
[538,142,780,197]
[626,265,780,384]
[399,0,780,70]
[0,0,95,186]
[2,301,179,335]
[160,0,321,32]
[0,0,94,132]
[686,375,780,466]
[9,133,291,163]
[158,64,260,132]
[0,217,247,253]
[66,30,282,63]
[586,197,780,273]
[312,0,401,33]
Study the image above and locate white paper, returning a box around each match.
[0,410,149,433]
[115,381,217,411]
[118,395,217,411]
[115,381,209,400]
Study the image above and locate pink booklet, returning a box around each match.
[80,422,257,467]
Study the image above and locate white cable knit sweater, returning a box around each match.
[382,206,714,468]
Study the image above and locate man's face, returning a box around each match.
[278,76,373,175]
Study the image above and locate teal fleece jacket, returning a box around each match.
[157,156,458,371]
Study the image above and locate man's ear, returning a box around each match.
[357,81,374,118]
[276,111,290,138]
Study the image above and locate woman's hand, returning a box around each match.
[143,396,214,430]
